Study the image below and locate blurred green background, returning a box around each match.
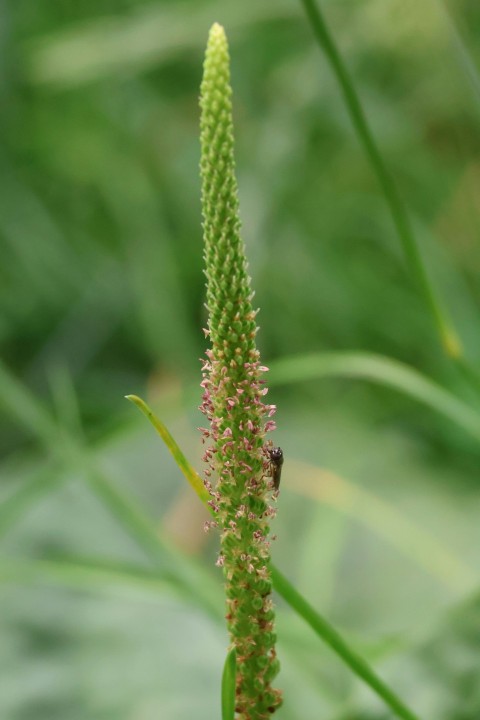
[2,0,480,718]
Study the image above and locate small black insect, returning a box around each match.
[269,446,284,491]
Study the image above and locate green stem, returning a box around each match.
[299,0,461,359]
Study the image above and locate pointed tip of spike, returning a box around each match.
[208,22,226,43]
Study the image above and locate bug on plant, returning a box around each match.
[269,447,284,491]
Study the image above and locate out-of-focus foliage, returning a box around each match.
[2,0,480,718]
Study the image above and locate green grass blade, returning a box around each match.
[0,361,221,615]
[48,363,85,439]
[271,566,421,720]
[0,556,172,595]
[299,0,461,359]
[0,467,63,540]
[126,394,210,505]
[84,468,222,618]
[85,468,171,566]
[0,359,62,448]
[129,395,423,720]
[437,0,480,103]
[269,351,480,443]
[0,555,220,613]
[221,648,237,720]
[26,1,296,87]
[289,460,475,591]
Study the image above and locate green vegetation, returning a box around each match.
[2,1,480,719]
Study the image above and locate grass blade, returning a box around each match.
[271,566,421,720]
[0,359,63,448]
[0,556,172,595]
[437,0,480,104]
[287,460,475,591]
[126,394,210,505]
[83,468,222,618]
[26,1,296,87]
[299,0,461,359]
[221,648,237,720]
[269,351,480,443]
[0,467,63,540]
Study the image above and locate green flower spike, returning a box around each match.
[199,23,282,719]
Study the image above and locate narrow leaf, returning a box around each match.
[288,460,474,591]
[0,556,171,594]
[271,566,421,720]
[0,467,63,540]
[299,0,461,359]
[0,359,63,449]
[85,468,222,618]
[269,351,480,443]
[126,394,210,504]
[221,648,237,720]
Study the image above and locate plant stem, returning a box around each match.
[299,0,462,359]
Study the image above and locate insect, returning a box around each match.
[269,446,284,491]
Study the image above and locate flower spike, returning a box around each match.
[199,23,282,718]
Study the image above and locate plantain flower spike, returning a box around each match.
[199,23,282,719]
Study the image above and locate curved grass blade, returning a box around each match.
[271,566,420,720]
[287,460,475,592]
[128,395,423,720]
[299,0,461,359]
[269,351,480,444]
[126,394,210,504]
[221,648,237,720]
